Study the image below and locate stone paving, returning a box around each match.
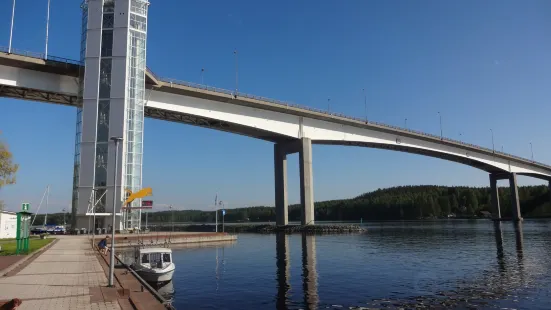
[0,236,121,310]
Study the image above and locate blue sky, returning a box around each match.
[1,0,550,213]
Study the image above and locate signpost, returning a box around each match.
[16,203,32,255]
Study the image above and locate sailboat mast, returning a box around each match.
[44,185,50,226]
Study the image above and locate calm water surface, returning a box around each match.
[154,220,551,309]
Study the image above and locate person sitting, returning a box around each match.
[98,236,108,255]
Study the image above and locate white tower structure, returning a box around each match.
[72,0,149,230]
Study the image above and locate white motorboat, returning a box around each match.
[131,247,175,283]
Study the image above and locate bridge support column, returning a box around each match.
[299,138,314,225]
[274,144,288,226]
[489,174,501,220]
[509,173,523,221]
[548,180,551,204]
[273,138,315,226]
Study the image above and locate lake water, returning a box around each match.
[151,220,551,309]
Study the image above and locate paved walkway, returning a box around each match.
[0,236,120,310]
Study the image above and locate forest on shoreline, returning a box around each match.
[40,185,551,225]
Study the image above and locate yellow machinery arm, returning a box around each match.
[123,187,153,206]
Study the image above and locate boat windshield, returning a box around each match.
[140,252,171,267]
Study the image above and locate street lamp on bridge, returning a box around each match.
[437,112,443,140]
[362,89,367,122]
[530,142,534,161]
[234,50,238,94]
[490,129,495,153]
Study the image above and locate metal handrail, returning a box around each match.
[0,46,83,66]
[2,47,549,169]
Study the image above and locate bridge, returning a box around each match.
[1,0,549,229]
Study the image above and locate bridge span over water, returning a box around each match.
[0,1,549,228]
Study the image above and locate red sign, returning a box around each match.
[142,200,153,207]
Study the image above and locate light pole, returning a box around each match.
[45,0,51,59]
[362,89,367,122]
[220,201,225,233]
[437,112,443,140]
[108,136,122,287]
[91,189,97,242]
[201,68,205,85]
[404,118,407,129]
[529,142,534,161]
[234,50,238,94]
[327,98,331,113]
[490,129,495,153]
[62,208,66,226]
[8,0,16,53]
[214,195,218,233]
[501,145,504,153]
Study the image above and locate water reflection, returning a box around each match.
[301,234,318,310]
[215,246,226,292]
[493,221,505,272]
[275,233,291,309]
[150,280,175,303]
[514,222,524,262]
[275,233,319,310]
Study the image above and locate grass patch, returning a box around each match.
[0,235,40,243]
[0,238,53,256]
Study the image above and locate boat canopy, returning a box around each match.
[138,247,172,254]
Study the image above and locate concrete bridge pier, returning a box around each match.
[509,173,523,222]
[489,174,501,220]
[490,172,522,221]
[274,138,315,225]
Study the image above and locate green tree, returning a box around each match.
[466,190,479,214]
[430,196,441,217]
[0,139,19,209]
[450,194,459,213]
[0,139,18,188]
[439,196,450,215]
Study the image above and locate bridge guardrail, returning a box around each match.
[159,77,551,169]
[0,46,83,67]
[1,47,549,169]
